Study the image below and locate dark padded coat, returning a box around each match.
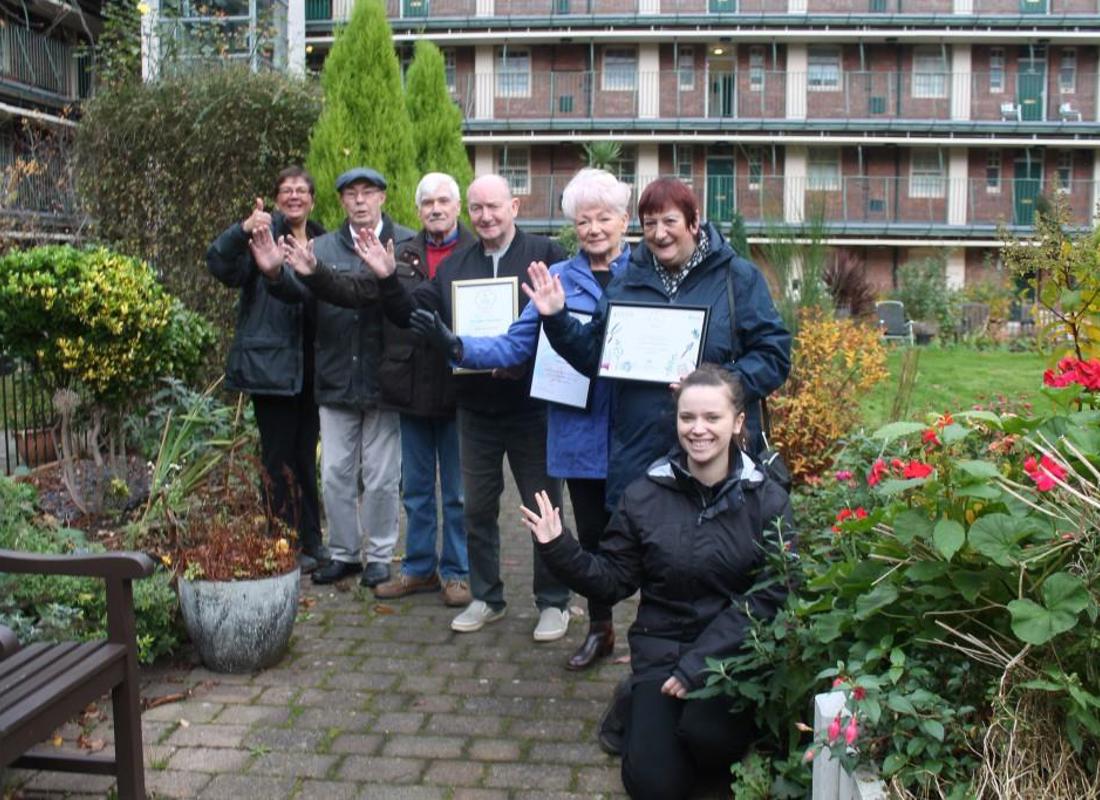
[537,448,795,690]
[541,222,791,506]
[206,213,325,396]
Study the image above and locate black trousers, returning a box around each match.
[252,390,322,556]
[565,477,612,623]
[621,679,756,800]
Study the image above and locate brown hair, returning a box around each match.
[637,177,700,228]
[675,364,749,451]
[274,166,315,197]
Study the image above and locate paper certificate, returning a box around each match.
[451,277,518,374]
[530,312,593,410]
[597,302,709,384]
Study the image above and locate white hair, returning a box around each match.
[561,168,632,219]
[415,173,461,206]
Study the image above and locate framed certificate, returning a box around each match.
[451,277,518,374]
[530,311,593,410]
[597,301,709,384]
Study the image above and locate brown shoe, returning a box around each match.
[441,578,472,607]
[566,620,615,671]
[373,571,441,599]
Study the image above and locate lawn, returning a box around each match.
[860,346,1052,429]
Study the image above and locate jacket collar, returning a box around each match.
[565,244,631,297]
[402,223,476,277]
[271,211,325,240]
[623,221,731,296]
[646,446,764,516]
[338,214,394,250]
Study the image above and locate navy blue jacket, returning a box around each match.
[542,223,790,506]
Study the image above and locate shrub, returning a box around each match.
[768,311,889,483]
[890,255,959,334]
[824,250,877,320]
[404,40,473,197]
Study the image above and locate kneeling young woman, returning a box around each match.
[521,365,796,800]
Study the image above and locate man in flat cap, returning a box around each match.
[260,167,415,587]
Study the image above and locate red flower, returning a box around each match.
[902,460,934,479]
[1043,357,1100,391]
[854,507,868,519]
[867,459,888,487]
[1023,453,1069,492]
[934,412,954,428]
[852,686,866,701]
[922,428,942,447]
[832,507,868,532]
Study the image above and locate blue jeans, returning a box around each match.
[400,413,467,580]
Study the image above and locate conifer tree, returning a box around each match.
[306,0,418,228]
[404,40,473,197]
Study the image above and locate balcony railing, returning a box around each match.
[0,25,87,103]
[306,0,1096,24]
[449,70,1096,126]
[510,174,1095,231]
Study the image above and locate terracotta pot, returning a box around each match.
[14,427,57,468]
[177,568,300,673]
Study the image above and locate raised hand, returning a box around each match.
[282,234,317,276]
[521,261,566,316]
[409,309,462,361]
[241,197,272,234]
[519,490,564,545]
[352,227,396,278]
[249,224,283,278]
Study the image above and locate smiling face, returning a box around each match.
[275,176,315,227]
[467,175,519,251]
[340,181,386,229]
[641,205,700,269]
[418,183,460,240]
[676,384,744,471]
[573,202,628,262]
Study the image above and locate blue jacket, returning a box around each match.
[543,223,791,506]
[458,247,631,480]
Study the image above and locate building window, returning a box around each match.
[986,150,1001,194]
[747,147,763,189]
[807,148,841,191]
[1057,150,1073,193]
[749,46,765,92]
[909,149,946,199]
[912,46,949,99]
[609,146,637,185]
[677,46,694,91]
[498,148,530,195]
[674,145,693,183]
[807,46,841,92]
[988,48,1005,94]
[442,48,456,93]
[1059,48,1077,94]
[602,48,637,92]
[495,49,530,98]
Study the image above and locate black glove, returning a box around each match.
[409,309,463,362]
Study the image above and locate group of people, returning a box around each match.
[208,164,795,799]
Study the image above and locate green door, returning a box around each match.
[1019,0,1047,12]
[1013,156,1042,226]
[403,0,430,16]
[706,157,735,223]
[1017,58,1046,121]
[709,72,735,117]
[709,0,736,12]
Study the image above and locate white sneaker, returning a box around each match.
[450,600,506,633]
[533,607,570,642]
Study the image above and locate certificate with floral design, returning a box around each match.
[597,302,709,384]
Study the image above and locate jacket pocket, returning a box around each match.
[229,337,297,393]
[379,342,416,408]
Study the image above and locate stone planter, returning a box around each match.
[178,568,300,673]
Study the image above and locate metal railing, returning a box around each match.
[0,357,57,476]
[0,139,78,217]
[449,70,1097,124]
[153,0,291,74]
[0,24,87,102]
[510,174,1095,229]
[306,0,1096,22]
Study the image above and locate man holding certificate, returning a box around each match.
[353,174,573,643]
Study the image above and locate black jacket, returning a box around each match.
[302,225,476,417]
[537,448,795,690]
[206,213,324,396]
[377,227,567,416]
[268,214,415,409]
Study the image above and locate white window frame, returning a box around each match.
[602,47,637,92]
[495,48,531,98]
[807,148,841,191]
[986,149,1001,194]
[674,145,694,183]
[442,47,457,93]
[677,46,694,91]
[989,47,1005,94]
[747,147,764,189]
[807,46,841,92]
[1056,150,1073,193]
[749,46,765,92]
[912,46,949,99]
[609,146,637,185]
[909,149,946,199]
[498,148,530,195]
[1059,48,1077,94]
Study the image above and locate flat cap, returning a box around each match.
[335,167,387,192]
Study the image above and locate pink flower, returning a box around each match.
[827,714,842,742]
[852,686,866,701]
[832,676,847,689]
[844,716,860,746]
[835,470,853,482]
[903,460,934,479]
[803,748,816,763]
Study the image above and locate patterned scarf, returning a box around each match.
[651,226,711,297]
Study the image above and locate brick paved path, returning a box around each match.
[4,476,643,799]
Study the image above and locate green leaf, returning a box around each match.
[906,562,948,582]
[953,410,1003,427]
[932,519,966,562]
[956,484,1003,501]
[1042,572,1090,616]
[887,693,917,716]
[882,752,908,777]
[1008,598,1079,645]
[877,478,929,496]
[855,582,899,621]
[920,719,946,741]
[811,613,846,643]
[955,459,1002,479]
[968,514,1031,567]
[949,569,999,604]
[893,509,933,545]
[940,423,971,444]
[872,421,927,442]
[1019,678,1063,692]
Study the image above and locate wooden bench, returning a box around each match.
[0,549,154,799]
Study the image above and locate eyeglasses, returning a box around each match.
[343,187,382,200]
[277,186,312,197]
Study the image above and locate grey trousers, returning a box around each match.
[458,405,569,612]
[319,404,401,565]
